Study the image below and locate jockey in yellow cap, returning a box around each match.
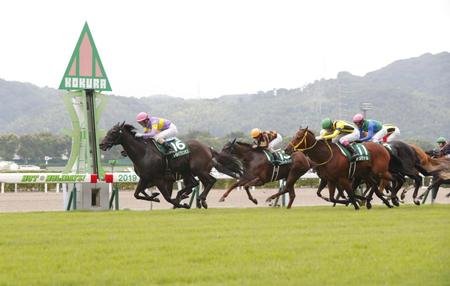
[250,128,283,152]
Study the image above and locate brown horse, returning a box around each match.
[216,139,310,208]
[285,127,394,209]
[406,145,450,203]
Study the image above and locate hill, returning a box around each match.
[0,52,448,140]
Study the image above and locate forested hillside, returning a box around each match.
[0,52,448,141]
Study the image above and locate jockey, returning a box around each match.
[436,137,450,158]
[251,128,283,152]
[317,118,360,160]
[352,113,401,143]
[381,124,401,142]
[135,112,178,152]
[136,112,178,180]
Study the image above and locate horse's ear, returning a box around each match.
[231,138,236,145]
[305,126,309,131]
[120,121,125,128]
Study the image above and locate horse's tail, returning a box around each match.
[210,148,243,179]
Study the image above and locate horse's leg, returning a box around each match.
[365,184,376,209]
[133,180,160,202]
[284,173,301,209]
[219,180,245,202]
[265,171,300,207]
[316,178,328,198]
[339,178,359,210]
[266,186,288,204]
[374,177,393,208]
[389,174,405,207]
[197,173,217,209]
[327,181,351,205]
[175,174,199,203]
[244,186,258,205]
[411,174,423,205]
[156,180,189,209]
[419,177,443,204]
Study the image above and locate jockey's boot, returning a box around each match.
[161,141,176,181]
[345,144,358,161]
[162,141,176,155]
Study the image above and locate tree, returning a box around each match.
[0,134,19,160]
[17,134,38,162]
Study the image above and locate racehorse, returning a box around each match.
[99,122,236,209]
[216,139,310,208]
[378,141,424,206]
[407,145,450,203]
[285,127,394,209]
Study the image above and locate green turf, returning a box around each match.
[0,205,449,286]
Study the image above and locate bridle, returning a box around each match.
[289,130,334,166]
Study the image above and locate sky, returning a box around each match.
[1,0,449,98]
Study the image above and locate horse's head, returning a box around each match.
[222,138,238,155]
[99,122,134,151]
[285,126,315,155]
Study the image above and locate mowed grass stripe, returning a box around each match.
[0,205,448,286]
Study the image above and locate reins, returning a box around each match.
[290,131,334,166]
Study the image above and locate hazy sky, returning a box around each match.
[1,0,449,98]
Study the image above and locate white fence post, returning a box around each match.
[62,183,68,210]
[1,183,4,194]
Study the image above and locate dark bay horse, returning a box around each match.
[99,122,232,209]
[285,127,393,210]
[373,141,424,206]
[216,139,310,208]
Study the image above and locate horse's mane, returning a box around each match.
[117,123,150,143]
[303,128,316,137]
[122,123,137,135]
[235,141,253,148]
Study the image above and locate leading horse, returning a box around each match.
[99,122,237,209]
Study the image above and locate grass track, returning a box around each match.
[0,205,449,286]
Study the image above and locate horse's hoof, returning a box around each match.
[219,197,225,202]
[393,200,400,207]
[183,203,190,209]
[252,199,258,205]
[366,203,372,210]
[414,200,420,206]
[400,194,406,200]
[201,200,208,209]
